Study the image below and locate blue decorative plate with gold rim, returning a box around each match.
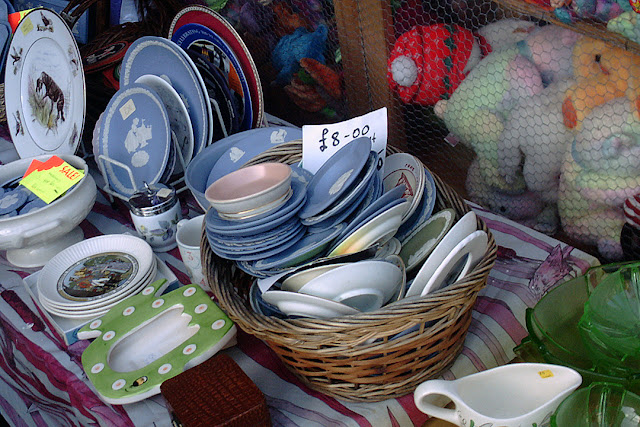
[171,23,252,132]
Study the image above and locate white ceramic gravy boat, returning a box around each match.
[414,363,581,427]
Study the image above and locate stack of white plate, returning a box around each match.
[36,234,156,320]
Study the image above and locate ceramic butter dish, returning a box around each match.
[78,279,237,405]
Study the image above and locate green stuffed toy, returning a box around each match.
[558,97,640,260]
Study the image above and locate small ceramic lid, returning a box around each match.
[128,183,177,217]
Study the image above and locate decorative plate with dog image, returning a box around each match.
[5,8,85,159]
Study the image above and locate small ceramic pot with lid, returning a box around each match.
[128,183,182,252]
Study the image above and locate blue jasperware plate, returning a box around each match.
[0,20,10,75]
[341,184,407,239]
[207,217,303,253]
[305,176,377,234]
[120,36,210,158]
[301,151,378,226]
[98,83,170,197]
[0,187,27,215]
[335,196,408,246]
[298,137,372,219]
[208,225,305,262]
[314,171,384,232]
[206,126,302,188]
[2,0,14,15]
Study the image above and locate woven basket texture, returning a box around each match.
[202,142,498,402]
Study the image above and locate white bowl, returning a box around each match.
[297,259,403,312]
[0,154,97,267]
[205,162,292,215]
[281,263,348,292]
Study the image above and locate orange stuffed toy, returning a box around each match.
[562,37,640,129]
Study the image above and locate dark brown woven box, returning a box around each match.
[160,353,271,427]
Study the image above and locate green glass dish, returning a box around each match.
[515,261,640,393]
[551,382,640,426]
[579,263,640,374]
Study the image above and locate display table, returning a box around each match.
[0,172,599,426]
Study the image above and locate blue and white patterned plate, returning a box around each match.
[335,183,407,244]
[208,225,305,262]
[171,23,253,132]
[207,217,303,252]
[0,186,28,215]
[134,74,195,169]
[301,152,379,226]
[98,83,170,197]
[205,168,307,236]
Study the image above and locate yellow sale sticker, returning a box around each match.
[20,157,84,204]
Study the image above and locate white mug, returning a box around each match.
[176,215,207,289]
[413,363,581,427]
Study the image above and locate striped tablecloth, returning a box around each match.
[0,180,599,426]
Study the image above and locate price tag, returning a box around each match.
[20,157,84,204]
[538,370,554,379]
[302,107,388,175]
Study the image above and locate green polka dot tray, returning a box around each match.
[78,279,237,405]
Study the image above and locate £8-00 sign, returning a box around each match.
[301,107,388,175]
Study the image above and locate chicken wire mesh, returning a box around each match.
[71,0,640,261]
[210,0,640,262]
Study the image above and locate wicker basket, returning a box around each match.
[202,143,498,401]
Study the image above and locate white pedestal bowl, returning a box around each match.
[0,154,97,268]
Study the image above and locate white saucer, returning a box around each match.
[406,211,478,297]
[296,259,402,311]
[261,290,360,319]
[383,254,407,303]
[419,230,488,296]
[328,201,409,257]
[398,208,455,272]
[134,74,194,168]
[281,263,348,292]
[40,260,157,315]
[375,237,402,258]
[383,153,425,222]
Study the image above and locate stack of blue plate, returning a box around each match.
[205,165,311,275]
[297,137,383,233]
